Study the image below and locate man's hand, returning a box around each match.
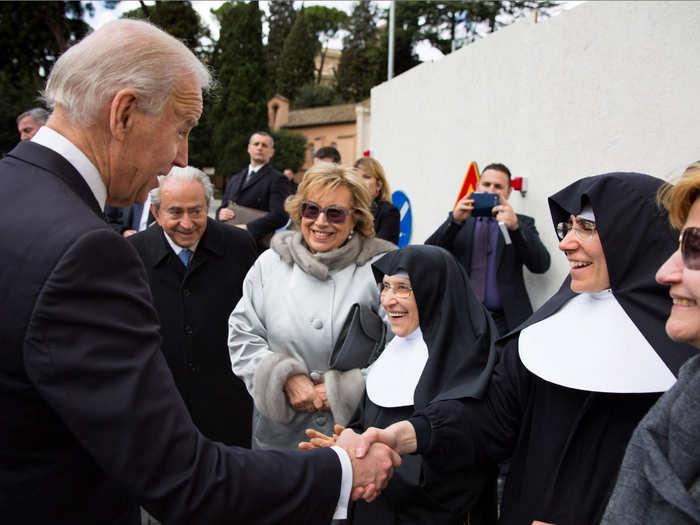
[452,192,474,224]
[493,194,519,230]
[337,429,401,503]
[218,208,235,221]
[122,229,137,238]
[284,374,323,413]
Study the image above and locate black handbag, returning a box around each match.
[329,304,386,371]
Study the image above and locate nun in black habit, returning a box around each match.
[304,245,500,524]
[356,173,697,525]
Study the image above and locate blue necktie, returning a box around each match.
[178,249,192,267]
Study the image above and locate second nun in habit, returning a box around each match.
[306,245,499,524]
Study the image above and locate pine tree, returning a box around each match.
[266,0,296,95]
[122,1,210,57]
[0,1,93,154]
[336,1,381,102]
[276,9,317,101]
[210,1,268,178]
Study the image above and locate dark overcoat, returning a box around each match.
[128,219,257,446]
[216,164,291,241]
[0,140,341,524]
[426,213,550,331]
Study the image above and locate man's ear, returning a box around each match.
[109,89,139,141]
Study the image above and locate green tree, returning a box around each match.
[276,9,316,101]
[304,5,348,85]
[266,0,295,95]
[271,129,307,173]
[210,1,268,179]
[0,1,95,154]
[410,1,554,56]
[292,83,344,110]
[122,1,211,57]
[336,1,381,102]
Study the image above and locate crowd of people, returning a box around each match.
[2,17,699,525]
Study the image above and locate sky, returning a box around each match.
[86,1,583,63]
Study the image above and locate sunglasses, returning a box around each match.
[300,201,352,224]
[680,227,700,270]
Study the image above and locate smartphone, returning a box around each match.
[471,192,499,217]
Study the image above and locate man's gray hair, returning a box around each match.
[249,131,274,148]
[150,166,214,210]
[16,107,49,125]
[43,19,212,126]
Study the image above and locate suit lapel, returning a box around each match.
[6,141,102,218]
[242,164,269,192]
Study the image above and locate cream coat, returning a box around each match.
[229,236,392,450]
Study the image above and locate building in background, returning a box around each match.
[268,95,371,177]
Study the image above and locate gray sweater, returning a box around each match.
[602,353,700,524]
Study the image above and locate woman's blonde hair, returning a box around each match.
[658,162,700,228]
[286,164,376,238]
[354,157,392,202]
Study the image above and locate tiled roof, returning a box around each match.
[285,103,357,128]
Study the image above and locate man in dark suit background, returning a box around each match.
[216,131,292,245]
[426,163,551,334]
[105,198,155,237]
[0,18,398,525]
[129,166,256,447]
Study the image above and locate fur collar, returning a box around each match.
[271,230,395,280]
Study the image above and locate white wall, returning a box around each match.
[370,0,700,309]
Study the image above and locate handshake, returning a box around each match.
[299,421,418,502]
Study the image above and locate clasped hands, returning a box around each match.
[299,422,417,502]
[284,374,329,413]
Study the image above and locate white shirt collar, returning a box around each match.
[248,163,265,174]
[162,230,199,255]
[31,126,107,211]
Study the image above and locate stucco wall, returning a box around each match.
[370,0,700,309]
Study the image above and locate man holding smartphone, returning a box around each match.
[426,163,550,334]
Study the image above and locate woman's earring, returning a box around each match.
[348,230,354,240]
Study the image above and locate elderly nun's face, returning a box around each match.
[380,274,419,337]
[656,199,700,349]
[558,215,611,293]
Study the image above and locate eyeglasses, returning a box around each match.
[378,282,413,299]
[556,218,598,241]
[679,227,700,270]
[300,201,352,224]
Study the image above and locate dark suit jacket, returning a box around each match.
[128,219,256,447]
[216,164,291,241]
[105,202,155,234]
[0,140,340,524]
[371,198,400,245]
[426,212,550,331]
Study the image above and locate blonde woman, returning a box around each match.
[229,163,395,450]
[354,157,400,244]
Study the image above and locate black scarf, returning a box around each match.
[507,172,695,376]
[372,245,497,411]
